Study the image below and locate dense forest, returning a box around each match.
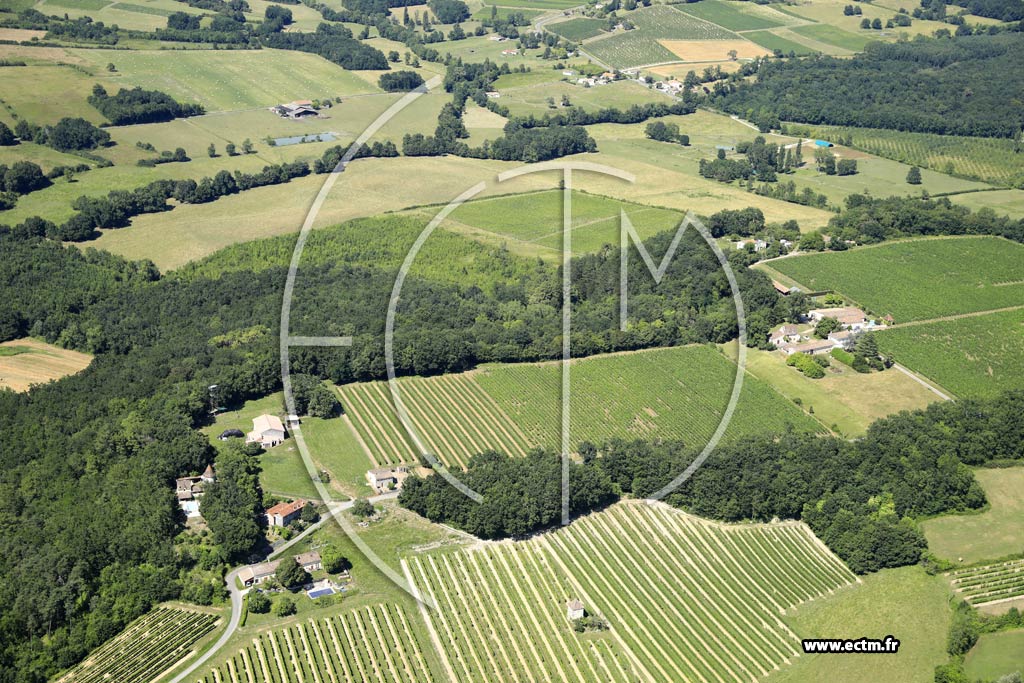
[88,85,205,125]
[401,390,1023,573]
[711,34,1024,138]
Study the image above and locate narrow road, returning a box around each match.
[167,493,398,683]
[892,363,954,402]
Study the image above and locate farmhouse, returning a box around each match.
[807,307,868,328]
[175,465,216,517]
[769,324,803,347]
[783,339,837,356]
[367,466,410,493]
[828,329,858,349]
[286,414,301,429]
[247,414,286,448]
[566,599,585,620]
[270,101,319,119]
[239,560,281,587]
[295,551,322,573]
[734,239,768,252]
[266,499,307,527]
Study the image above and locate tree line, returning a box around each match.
[88,84,205,125]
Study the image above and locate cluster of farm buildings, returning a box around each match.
[769,306,887,355]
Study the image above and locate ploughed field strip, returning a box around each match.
[56,607,219,683]
[405,502,858,683]
[198,604,433,683]
[949,559,1024,607]
[337,374,533,469]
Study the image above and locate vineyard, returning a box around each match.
[475,345,825,450]
[674,0,784,31]
[583,5,738,68]
[337,373,534,469]
[949,559,1024,608]
[548,17,607,42]
[405,501,858,683]
[769,236,1024,322]
[198,604,434,683]
[876,308,1024,399]
[57,607,219,683]
[781,124,1024,188]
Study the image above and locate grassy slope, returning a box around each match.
[768,237,1024,321]
[922,467,1024,565]
[767,567,953,683]
[722,346,940,438]
[964,629,1024,681]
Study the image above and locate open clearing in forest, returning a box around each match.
[55,606,220,683]
[406,501,858,683]
[338,345,824,470]
[0,339,92,391]
[923,467,1024,565]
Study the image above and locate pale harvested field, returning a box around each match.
[0,29,47,41]
[0,339,92,391]
[658,39,770,62]
[645,60,742,78]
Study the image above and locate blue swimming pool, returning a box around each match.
[273,133,338,146]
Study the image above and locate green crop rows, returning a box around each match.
[583,6,738,68]
[770,236,1024,322]
[674,0,784,31]
[475,345,825,450]
[876,308,1024,400]
[199,604,433,683]
[949,559,1024,607]
[548,17,608,42]
[783,124,1024,188]
[337,373,534,470]
[56,607,219,683]
[407,502,857,683]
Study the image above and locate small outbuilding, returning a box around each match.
[566,599,585,620]
[218,428,244,441]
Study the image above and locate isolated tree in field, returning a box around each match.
[4,161,49,195]
[727,49,738,61]
[248,592,270,613]
[274,596,297,616]
[906,166,922,184]
[207,143,217,158]
[814,147,836,174]
[837,158,857,176]
[872,17,882,28]
[351,498,375,518]
[277,558,311,589]
[0,122,14,146]
[860,17,871,27]
[225,142,237,156]
[241,138,254,154]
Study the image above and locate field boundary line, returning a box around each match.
[880,304,1024,329]
[339,412,379,468]
[892,363,954,402]
[400,559,459,683]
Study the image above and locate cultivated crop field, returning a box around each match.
[783,124,1024,188]
[199,604,434,683]
[949,560,1024,609]
[476,345,826,450]
[0,338,93,392]
[768,237,1024,322]
[406,501,858,683]
[674,0,785,31]
[337,373,534,470]
[876,308,1024,399]
[547,17,607,41]
[56,606,219,683]
[743,30,817,55]
[583,6,738,68]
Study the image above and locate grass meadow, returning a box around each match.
[766,567,953,683]
[922,467,1024,565]
[964,630,1024,682]
[674,0,785,31]
[767,236,1024,321]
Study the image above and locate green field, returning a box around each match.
[492,77,667,118]
[436,188,685,257]
[765,567,953,683]
[76,49,378,111]
[547,17,608,41]
[336,345,823,470]
[55,607,221,683]
[783,124,1024,188]
[767,237,1024,322]
[583,6,738,68]
[199,604,434,683]
[923,468,1024,565]
[408,501,857,683]
[475,345,826,450]
[965,629,1024,682]
[743,30,817,54]
[790,23,870,51]
[675,0,785,31]
[472,5,544,20]
[876,308,1024,399]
